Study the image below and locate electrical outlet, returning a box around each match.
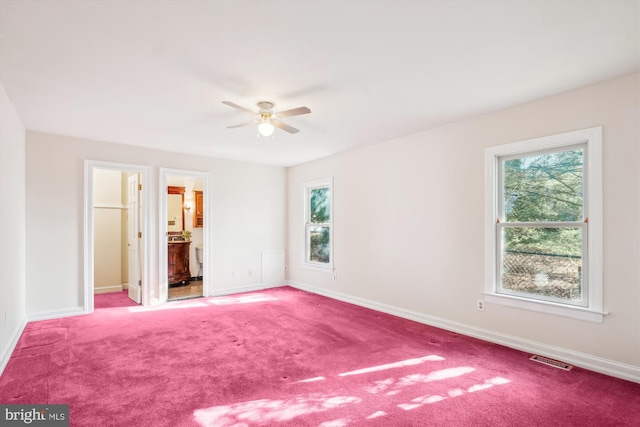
[332,273,337,281]
[477,300,485,311]
[284,265,288,272]
[248,269,253,277]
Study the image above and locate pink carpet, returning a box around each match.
[1,286,638,426]
[93,290,139,309]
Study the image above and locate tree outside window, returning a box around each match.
[485,127,603,322]
[499,147,586,305]
[304,178,333,268]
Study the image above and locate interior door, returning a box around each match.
[127,173,142,304]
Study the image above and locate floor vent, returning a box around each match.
[530,355,573,371]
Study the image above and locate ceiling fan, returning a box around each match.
[222,101,311,137]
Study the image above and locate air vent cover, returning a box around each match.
[530,354,573,371]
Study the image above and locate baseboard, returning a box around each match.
[27,307,86,322]
[209,282,281,297]
[0,318,27,377]
[94,285,123,294]
[287,281,640,384]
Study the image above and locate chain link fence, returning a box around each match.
[502,250,582,301]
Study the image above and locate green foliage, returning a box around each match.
[310,187,330,223]
[504,227,582,256]
[502,148,583,256]
[310,227,330,263]
[309,187,330,263]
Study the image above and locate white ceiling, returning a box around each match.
[1,1,638,167]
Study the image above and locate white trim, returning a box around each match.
[301,263,334,273]
[209,282,280,297]
[93,203,127,209]
[159,168,212,302]
[484,127,603,319]
[0,319,27,376]
[287,280,639,384]
[483,293,606,323]
[27,308,85,322]
[84,160,151,312]
[94,285,124,294]
[302,176,334,271]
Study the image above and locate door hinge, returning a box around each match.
[138,183,142,191]
[138,231,142,238]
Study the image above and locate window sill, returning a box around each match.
[482,293,607,323]
[301,263,333,273]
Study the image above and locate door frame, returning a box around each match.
[84,160,151,312]
[159,168,211,303]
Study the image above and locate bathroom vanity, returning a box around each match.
[168,241,191,285]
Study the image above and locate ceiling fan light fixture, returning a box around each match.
[223,100,310,136]
[257,120,275,137]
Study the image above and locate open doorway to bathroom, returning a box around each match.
[84,161,150,312]
[160,169,210,302]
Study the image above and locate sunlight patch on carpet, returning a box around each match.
[398,376,510,411]
[297,376,326,383]
[363,367,476,395]
[319,419,350,427]
[397,366,476,387]
[338,355,444,377]
[207,293,279,305]
[128,300,208,312]
[193,395,361,426]
[366,410,387,419]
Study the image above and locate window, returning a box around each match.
[303,178,333,270]
[484,127,604,322]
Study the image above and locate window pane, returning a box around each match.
[310,187,330,223]
[503,148,583,222]
[500,227,583,303]
[309,225,330,263]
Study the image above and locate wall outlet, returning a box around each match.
[332,273,337,281]
[248,268,253,277]
[284,265,288,272]
[477,300,485,311]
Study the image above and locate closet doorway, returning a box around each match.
[84,161,150,312]
[159,168,211,302]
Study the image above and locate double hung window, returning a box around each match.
[303,178,333,269]
[485,127,603,322]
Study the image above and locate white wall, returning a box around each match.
[0,83,26,367]
[287,73,640,370]
[25,132,286,315]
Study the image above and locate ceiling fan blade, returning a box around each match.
[226,121,253,129]
[222,101,255,115]
[276,106,311,118]
[274,121,300,134]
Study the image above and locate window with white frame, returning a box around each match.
[484,127,604,322]
[303,178,333,269]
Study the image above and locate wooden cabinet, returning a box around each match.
[168,241,191,285]
[193,190,203,228]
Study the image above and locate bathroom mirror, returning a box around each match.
[167,186,185,236]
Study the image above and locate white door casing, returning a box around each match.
[127,173,142,304]
[84,160,151,313]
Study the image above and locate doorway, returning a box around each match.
[159,168,210,302]
[84,161,150,312]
